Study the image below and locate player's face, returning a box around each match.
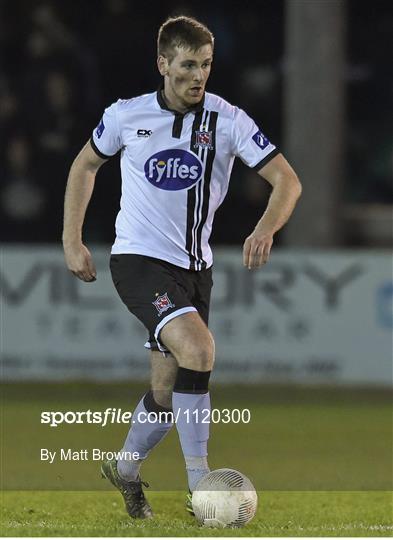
[161,44,213,112]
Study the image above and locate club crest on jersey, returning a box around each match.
[252,130,270,150]
[194,130,213,150]
[152,293,175,316]
[144,149,203,191]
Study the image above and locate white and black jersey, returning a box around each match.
[91,86,278,270]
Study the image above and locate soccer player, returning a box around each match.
[63,16,301,519]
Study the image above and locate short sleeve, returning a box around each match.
[90,102,122,159]
[230,107,279,170]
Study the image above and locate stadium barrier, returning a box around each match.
[1,245,392,385]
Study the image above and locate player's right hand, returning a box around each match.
[63,242,97,282]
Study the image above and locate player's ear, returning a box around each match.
[157,55,169,76]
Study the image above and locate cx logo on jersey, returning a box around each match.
[137,129,152,138]
[144,149,203,191]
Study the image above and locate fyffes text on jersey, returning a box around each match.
[144,149,203,191]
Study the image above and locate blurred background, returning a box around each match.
[1,0,392,245]
[1,0,392,492]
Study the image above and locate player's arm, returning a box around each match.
[62,141,107,282]
[243,153,301,270]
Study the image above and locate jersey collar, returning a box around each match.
[156,80,205,114]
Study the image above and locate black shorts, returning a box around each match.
[110,254,213,352]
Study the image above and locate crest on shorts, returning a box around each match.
[152,292,175,316]
[194,130,213,150]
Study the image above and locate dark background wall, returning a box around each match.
[1,0,391,245]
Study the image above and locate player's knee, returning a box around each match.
[179,335,215,372]
[151,366,176,408]
[150,351,177,407]
[152,388,173,409]
[144,389,173,413]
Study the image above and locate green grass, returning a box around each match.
[1,490,392,536]
[2,383,392,491]
[1,382,392,535]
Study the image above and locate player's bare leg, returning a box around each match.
[151,350,178,408]
[160,311,215,492]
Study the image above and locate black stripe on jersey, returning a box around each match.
[186,109,204,270]
[186,186,197,270]
[195,111,218,270]
[172,113,184,138]
[192,111,210,270]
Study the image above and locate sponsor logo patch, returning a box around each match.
[252,130,270,150]
[144,149,203,191]
[152,292,175,316]
[137,129,153,138]
[96,118,105,138]
[194,130,213,150]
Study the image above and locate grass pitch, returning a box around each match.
[1,382,392,536]
[1,490,392,536]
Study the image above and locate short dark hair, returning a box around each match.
[157,16,214,62]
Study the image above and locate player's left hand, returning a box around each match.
[243,229,273,270]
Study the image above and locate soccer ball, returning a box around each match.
[192,468,258,528]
